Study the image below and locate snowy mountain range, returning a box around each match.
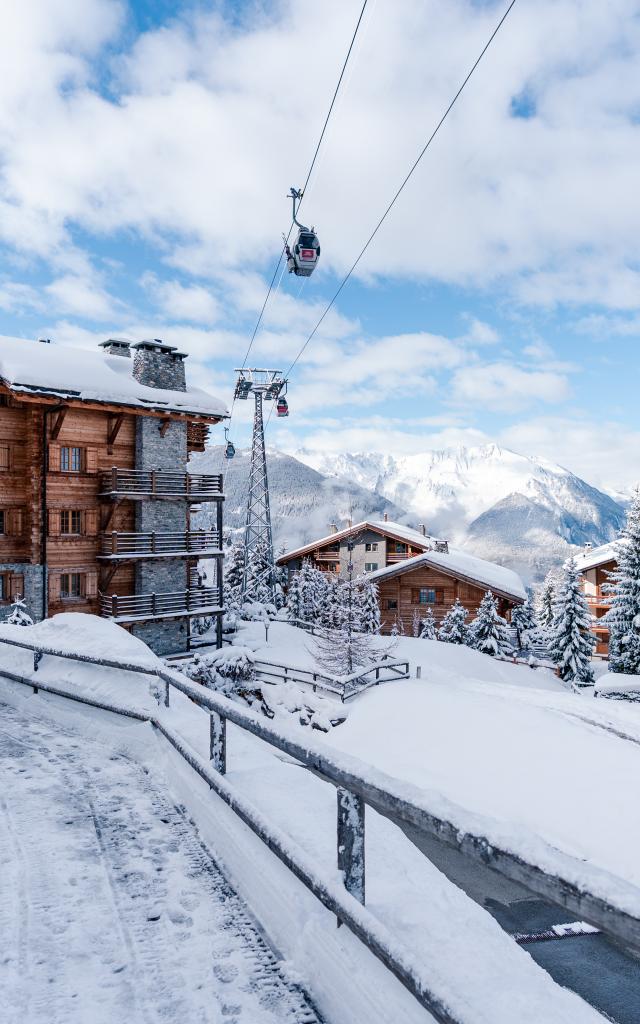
[190,443,626,582]
[295,444,626,581]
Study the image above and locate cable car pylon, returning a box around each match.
[234,368,288,605]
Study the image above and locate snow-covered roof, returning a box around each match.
[0,334,228,419]
[277,519,435,563]
[367,548,527,602]
[574,541,618,573]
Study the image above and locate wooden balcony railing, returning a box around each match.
[99,468,223,500]
[100,587,221,622]
[98,530,221,560]
[585,595,612,607]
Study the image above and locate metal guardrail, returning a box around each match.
[99,468,223,499]
[100,587,221,621]
[99,530,221,558]
[2,633,640,1022]
[253,655,410,701]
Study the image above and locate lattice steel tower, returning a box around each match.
[234,369,287,604]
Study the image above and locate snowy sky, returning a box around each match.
[0,0,639,495]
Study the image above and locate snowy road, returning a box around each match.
[0,700,320,1024]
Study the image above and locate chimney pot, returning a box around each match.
[383,511,388,522]
[418,523,426,536]
[329,523,338,534]
[100,338,131,358]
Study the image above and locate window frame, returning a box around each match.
[61,446,83,473]
[0,510,4,535]
[0,444,9,471]
[394,542,407,554]
[60,510,82,535]
[60,572,82,600]
[364,562,379,572]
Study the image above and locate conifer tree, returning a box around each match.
[244,539,273,606]
[322,574,343,628]
[411,608,421,638]
[469,592,512,657]
[5,595,33,627]
[511,593,538,652]
[437,599,468,645]
[536,567,562,632]
[605,488,640,674]
[419,607,437,640]
[286,570,305,623]
[224,542,245,609]
[359,579,381,634]
[548,558,595,685]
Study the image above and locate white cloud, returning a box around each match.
[141,273,220,324]
[450,361,571,410]
[45,274,118,320]
[0,1,640,308]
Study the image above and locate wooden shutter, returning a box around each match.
[84,509,98,536]
[435,588,445,605]
[411,588,419,604]
[47,510,61,536]
[9,573,24,600]
[7,509,24,536]
[48,573,61,604]
[85,447,98,474]
[84,571,98,599]
[0,444,10,471]
[48,444,61,472]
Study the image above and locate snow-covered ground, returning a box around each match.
[2,617,639,1023]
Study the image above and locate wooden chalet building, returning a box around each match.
[277,518,526,634]
[0,334,227,655]
[575,542,617,657]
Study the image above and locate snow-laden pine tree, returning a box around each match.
[604,488,640,674]
[321,574,343,628]
[437,599,468,645]
[313,576,379,676]
[223,542,245,610]
[468,592,512,657]
[359,579,381,634]
[511,593,538,652]
[286,570,305,623]
[297,560,328,623]
[419,607,437,640]
[536,567,562,632]
[548,558,595,685]
[5,595,33,626]
[411,608,421,638]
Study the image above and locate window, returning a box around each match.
[60,510,82,535]
[364,562,379,572]
[365,542,378,552]
[60,573,82,599]
[61,446,83,472]
[411,587,444,605]
[0,510,4,535]
[385,598,398,610]
[0,574,6,601]
[394,542,407,554]
[0,445,9,471]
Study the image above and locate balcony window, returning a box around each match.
[60,510,82,535]
[60,573,82,599]
[394,542,407,554]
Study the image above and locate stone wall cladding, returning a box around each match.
[132,619,187,656]
[0,563,45,622]
[132,347,186,392]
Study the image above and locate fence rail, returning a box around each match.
[100,587,221,621]
[2,633,640,1022]
[99,468,223,499]
[99,530,221,558]
[253,655,410,701]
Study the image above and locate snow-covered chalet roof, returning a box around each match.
[367,548,526,603]
[574,541,618,573]
[0,334,228,419]
[277,519,436,563]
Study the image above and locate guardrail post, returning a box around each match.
[164,680,170,707]
[416,665,422,679]
[209,712,226,775]
[337,787,365,906]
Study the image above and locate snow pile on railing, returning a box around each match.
[595,672,640,701]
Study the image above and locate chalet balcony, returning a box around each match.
[99,468,223,501]
[98,530,222,561]
[100,587,222,623]
[314,548,340,561]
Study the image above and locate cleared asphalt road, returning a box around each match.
[404,825,640,1024]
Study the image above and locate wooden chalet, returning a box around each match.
[277,518,526,634]
[276,516,438,579]
[368,550,525,635]
[575,542,617,657]
[0,335,227,655]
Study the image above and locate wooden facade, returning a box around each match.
[0,339,226,653]
[577,555,616,657]
[376,562,519,635]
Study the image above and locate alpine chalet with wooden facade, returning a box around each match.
[277,517,526,633]
[0,335,227,654]
[575,541,617,657]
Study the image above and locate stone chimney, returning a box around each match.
[584,541,594,551]
[100,338,131,358]
[418,523,426,536]
[131,339,187,392]
[383,511,388,522]
[329,523,338,534]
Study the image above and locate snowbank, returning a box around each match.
[0,614,161,713]
[595,672,640,700]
